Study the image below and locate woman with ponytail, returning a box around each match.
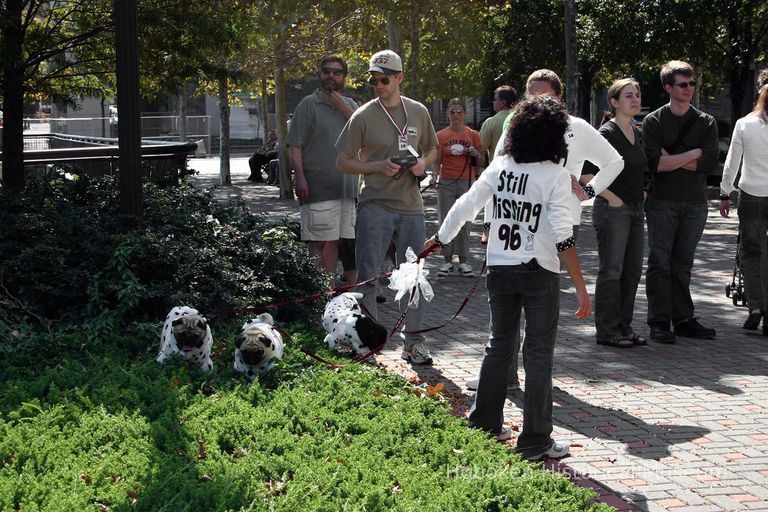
[585,78,648,349]
[720,70,768,334]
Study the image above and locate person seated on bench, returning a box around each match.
[248,129,278,182]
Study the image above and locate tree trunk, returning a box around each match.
[386,13,402,55]
[409,6,421,99]
[564,0,579,116]
[218,73,231,186]
[179,85,188,142]
[274,62,292,199]
[260,76,269,136]
[729,64,752,133]
[577,69,596,125]
[115,0,142,216]
[1,0,26,189]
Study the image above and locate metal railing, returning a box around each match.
[5,133,198,181]
[22,115,212,156]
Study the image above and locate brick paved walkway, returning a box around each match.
[190,157,768,512]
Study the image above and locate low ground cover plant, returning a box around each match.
[0,172,615,511]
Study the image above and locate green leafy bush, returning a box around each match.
[0,173,324,330]
[0,324,614,512]
[0,172,615,511]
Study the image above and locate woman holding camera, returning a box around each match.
[433,98,486,277]
[585,78,647,349]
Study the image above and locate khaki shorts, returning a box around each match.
[300,198,356,241]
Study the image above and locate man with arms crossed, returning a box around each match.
[643,60,719,343]
[336,50,438,364]
[287,54,358,286]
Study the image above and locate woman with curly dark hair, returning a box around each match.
[425,95,591,460]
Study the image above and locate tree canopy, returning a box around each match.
[3,0,767,190]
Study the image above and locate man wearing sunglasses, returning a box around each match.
[336,49,438,365]
[287,54,359,287]
[642,60,719,344]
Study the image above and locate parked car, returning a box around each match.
[632,108,650,128]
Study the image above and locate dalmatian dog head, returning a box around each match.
[322,292,387,356]
[157,306,214,372]
[234,312,284,380]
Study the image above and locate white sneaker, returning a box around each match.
[401,342,433,365]
[493,425,513,442]
[437,263,454,277]
[458,263,474,277]
[466,377,519,393]
[524,440,570,460]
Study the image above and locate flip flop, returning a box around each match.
[596,338,634,349]
[626,333,647,346]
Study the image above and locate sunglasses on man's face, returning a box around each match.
[448,109,464,115]
[672,80,697,89]
[368,76,393,86]
[322,67,345,77]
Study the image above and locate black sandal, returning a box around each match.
[596,338,634,349]
[626,333,647,346]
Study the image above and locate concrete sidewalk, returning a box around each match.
[189,156,768,512]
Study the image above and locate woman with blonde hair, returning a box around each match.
[720,76,768,334]
[586,78,647,348]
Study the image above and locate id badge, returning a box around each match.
[398,135,408,152]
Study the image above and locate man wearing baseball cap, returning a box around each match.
[336,49,439,365]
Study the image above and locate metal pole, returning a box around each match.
[115,0,142,216]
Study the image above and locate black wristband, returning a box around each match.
[433,234,448,248]
[720,195,730,200]
[556,236,576,252]
[582,184,596,199]
[483,222,491,230]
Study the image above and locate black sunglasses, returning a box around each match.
[368,76,391,86]
[672,80,697,89]
[322,67,345,77]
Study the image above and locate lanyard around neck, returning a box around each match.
[377,98,408,138]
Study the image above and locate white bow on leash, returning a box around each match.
[388,247,434,308]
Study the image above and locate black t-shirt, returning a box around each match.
[583,120,646,204]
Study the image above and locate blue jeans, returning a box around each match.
[469,261,560,456]
[503,225,578,387]
[437,180,472,260]
[738,191,768,312]
[355,202,426,347]
[592,198,645,340]
[645,198,708,328]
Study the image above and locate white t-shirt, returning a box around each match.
[437,156,573,274]
[494,115,624,224]
[720,113,768,198]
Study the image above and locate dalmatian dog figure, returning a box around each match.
[322,292,387,356]
[234,313,284,380]
[157,306,214,371]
